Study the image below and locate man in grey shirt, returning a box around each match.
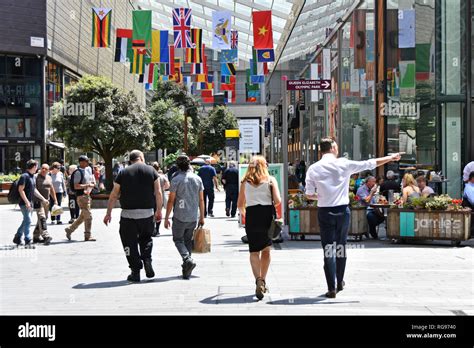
[164,155,205,279]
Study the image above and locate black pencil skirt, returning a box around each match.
[245,204,273,252]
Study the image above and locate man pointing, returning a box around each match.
[305,137,402,298]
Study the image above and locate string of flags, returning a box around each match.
[93,6,275,104]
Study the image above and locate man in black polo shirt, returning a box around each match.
[104,150,163,282]
[14,160,49,247]
[222,161,239,218]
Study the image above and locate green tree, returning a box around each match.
[152,81,201,154]
[50,75,153,191]
[200,106,238,155]
[149,99,186,154]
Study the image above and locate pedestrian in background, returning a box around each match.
[65,155,96,241]
[305,137,401,298]
[13,160,45,248]
[33,163,57,245]
[198,159,220,217]
[237,156,281,301]
[164,155,205,280]
[222,161,239,218]
[50,161,66,225]
[66,164,80,224]
[104,150,163,282]
[152,162,169,237]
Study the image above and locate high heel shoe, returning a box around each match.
[255,277,266,300]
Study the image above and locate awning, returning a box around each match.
[46,141,66,149]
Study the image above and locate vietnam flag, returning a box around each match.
[252,10,273,49]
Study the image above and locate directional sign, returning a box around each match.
[286,79,331,91]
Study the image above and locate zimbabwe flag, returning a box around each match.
[92,8,112,48]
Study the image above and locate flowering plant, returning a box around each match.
[288,193,317,208]
[449,199,463,211]
[349,192,361,207]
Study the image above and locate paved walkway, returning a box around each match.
[0,192,473,315]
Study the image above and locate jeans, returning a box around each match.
[203,188,215,216]
[172,218,197,261]
[225,185,238,216]
[119,216,154,271]
[50,192,63,221]
[367,210,385,238]
[16,205,32,242]
[318,205,350,292]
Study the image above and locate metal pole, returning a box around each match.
[282,77,289,226]
[184,111,188,154]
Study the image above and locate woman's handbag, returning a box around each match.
[267,181,282,239]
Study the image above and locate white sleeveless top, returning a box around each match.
[245,181,273,207]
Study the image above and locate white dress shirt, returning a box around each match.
[305,154,377,207]
[463,161,474,182]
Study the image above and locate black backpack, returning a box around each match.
[69,168,85,193]
[7,179,21,204]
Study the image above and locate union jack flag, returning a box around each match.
[173,8,192,48]
[231,30,238,49]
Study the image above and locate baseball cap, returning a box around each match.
[78,155,89,162]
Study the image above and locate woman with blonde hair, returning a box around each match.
[237,156,281,300]
[401,173,421,203]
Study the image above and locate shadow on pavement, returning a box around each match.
[268,296,360,305]
[200,294,256,304]
[72,275,185,289]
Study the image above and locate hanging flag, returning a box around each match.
[207,75,214,83]
[92,8,112,47]
[183,76,193,94]
[231,30,238,49]
[193,74,207,83]
[185,30,204,63]
[130,48,146,75]
[221,63,236,76]
[143,61,155,85]
[252,10,273,49]
[221,75,236,84]
[221,83,235,91]
[256,48,275,63]
[169,45,175,73]
[224,90,236,104]
[220,49,238,64]
[212,11,232,49]
[191,63,204,75]
[114,29,132,62]
[158,63,170,76]
[132,10,152,50]
[201,90,213,98]
[173,8,193,48]
[251,75,265,84]
[151,30,169,63]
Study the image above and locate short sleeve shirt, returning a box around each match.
[198,165,216,190]
[170,170,204,222]
[18,172,35,206]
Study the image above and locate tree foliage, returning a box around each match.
[50,75,153,190]
[200,106,238,155]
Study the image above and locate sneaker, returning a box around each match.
[65,228,72,240]
[24,240,36,249]
[325,290,337,298]
[225,209,230,217]
[33,237,44,244]
[182,258,196,279]
[144,260,155,278]
[13,235,22,246]
[43,236,52,246]
[337,281,345,292]
[56,221,63,225]
[127,270,140,283]
[208,213,214,218]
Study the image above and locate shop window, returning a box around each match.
[24,57,42,77]
[0,56,5,76]
[0,118,5,137]
[46,61,63,107]
[6,118,25,138]
[6,56,24,77]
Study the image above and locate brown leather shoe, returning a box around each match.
[325,290,337,298]
[65,228,72,240]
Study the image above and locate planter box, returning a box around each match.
[1,182,12,191]
[289,206,368,238]
[90,194,120,209]
[387,208,471,243]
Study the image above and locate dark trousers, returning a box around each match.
[50,192,63,221]
[318,205,350,292]
[119,216,154,271]
[367,210,385,238]
[203,187,215,216]
[69,194,80,220]
[225,185,238,216]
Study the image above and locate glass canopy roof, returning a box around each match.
[134,0,305,64]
